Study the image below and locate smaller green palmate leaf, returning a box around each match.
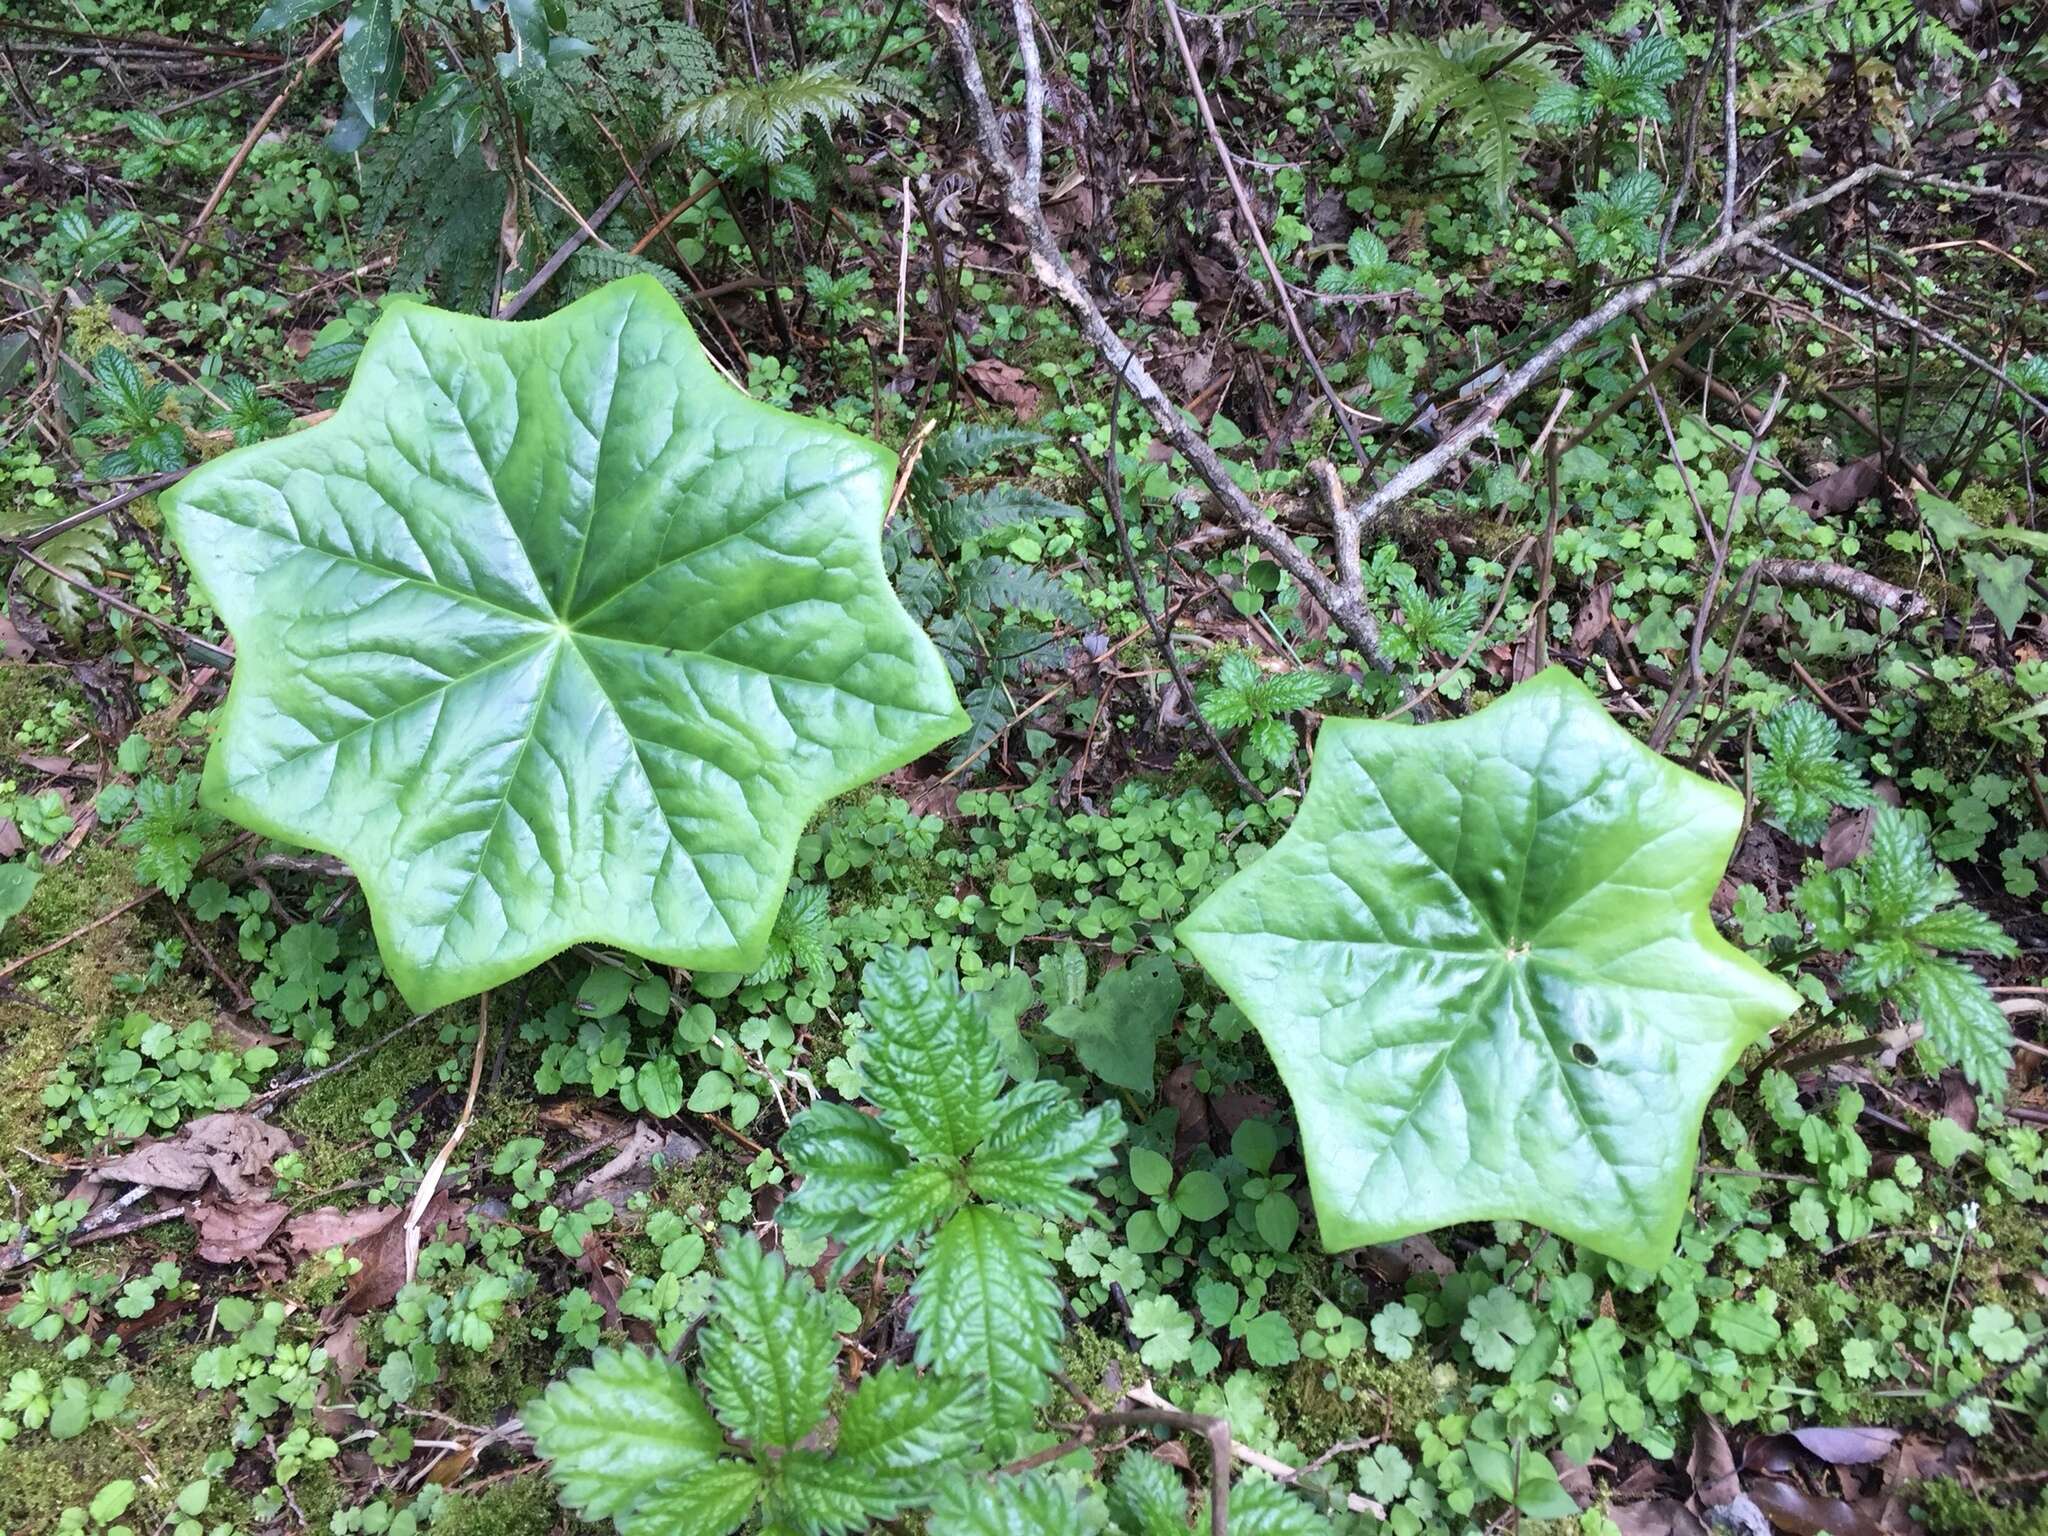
[697,1232,839,1449]
[929,1474,1090,1536]
[967,1080,1123,1218]
[164,276,964,1011]
[618,1460,763,1536]
[912,1205,1062,1431]
[859,946,1005,1161]
[1178,666,1800,1268]
[524,1345,728,1522]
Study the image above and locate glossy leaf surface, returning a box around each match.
[164,277,965,1010]
[1178,667,1799,1268]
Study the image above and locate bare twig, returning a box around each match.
[1160,0,1373,481]
[929,0,1395,671]
[1341,162,1890,532]
[1756,240,2048,419]
[171,24,344,269]
[1753,558,1931,618]
[1124,1384,1385,1519]
[1720,0,1741,240]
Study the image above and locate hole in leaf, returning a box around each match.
[1571,1042,1599,1067]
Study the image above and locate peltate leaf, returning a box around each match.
[523,1345,728,1522]
[1177,667,1800,1269]
[162,277,964,1011]
[859,946,1004,1161]
[697,1232,839,1449]
[911,1205,1061,1431]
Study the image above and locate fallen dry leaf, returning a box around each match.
[1788,1426,1901,1466]
[1610,1499,1709,1536]
[94,1112,293,1202]
[964,357,1041,419]
[191,1197,288,1263]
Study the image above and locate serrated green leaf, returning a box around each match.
[1905,955,2014,1096]
[162,278,964,1011]
[859,946,1004,1161]
[836,1363,982,1471]
[1231,1471,1338,1535]
[967,1082,1122,1218]
[617,1460,762,1536]
[765,1449,900,1533]
[1177,667,1799,1269]
[780,1101,916,1254]
[1106,1452,1187,1536]
[929,1474,1090,1535]
[697,1233,838,1448]
[911,1206,1060,1430]
[524,1345,727,1522]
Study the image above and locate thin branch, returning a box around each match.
[1342,161,1890,530]
[1753,558,1931,618]
[1756,239,2048,418]
[171,24,344,269]
[1721,0,1741,240]
[928,0,1395,672]
[1160,0,1373,481]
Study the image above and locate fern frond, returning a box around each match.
[15,525,113,642]
[955,559,1086,624]
[563,249,687,301]
[669,60,888,162]
[1349,26,1558,207]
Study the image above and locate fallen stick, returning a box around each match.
[171,24,345,269]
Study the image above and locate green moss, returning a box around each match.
[0,1331,244,1533]
[1913,1477,2048,1536]
[430,1474,576,1536]
[0,664,83,746]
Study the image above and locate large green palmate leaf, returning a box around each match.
[163,276,965,1010]
[1178,667,1800,1268]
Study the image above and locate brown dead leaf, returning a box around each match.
[191,1196,288,1263]
[1137,274,1183,320]
[1788,1426,1901,1466]
[567,1122,705,1209]
[1161,1063,1211,1163]
[1747,1475,1887,1536]
[1791,454,1883,515]
[1610,1499,1709,1536]
[964,358,1041,419]
[288,1205,402,1255]
[333,1193,467,1313]
[1688,1415,1741,1508]
[94,1113,293,1202]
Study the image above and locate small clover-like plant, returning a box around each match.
[163,276,965,1010]
[1792,806,2017,1094]
[1753,698,1874,843]
[527,1231,982,1536]
[780,945,1123,1438]
[1179,667,1801,1269]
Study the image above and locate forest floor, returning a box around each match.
[1,0,2045,1533]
